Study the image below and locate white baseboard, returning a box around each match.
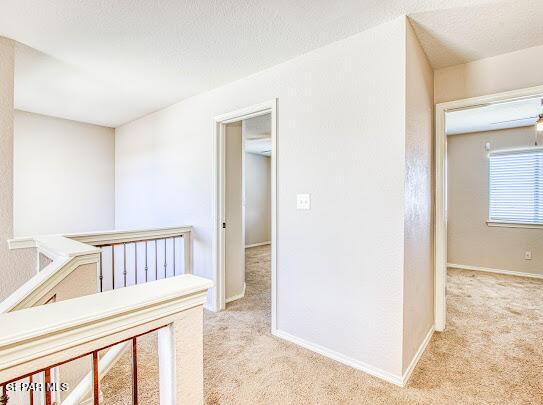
[402,326,434,386]
[225,282,246,303]
[245,241,271,248]
[272,329,403,386]
[447,263,543,280]
[204,302,218,312]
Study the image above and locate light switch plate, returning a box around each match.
[297,193,311,210]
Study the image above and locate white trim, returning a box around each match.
[2,235,101,313]
[225,282,246,303]
[0,253,100,313]
[435,100,447,332]
[8,235,99,256]
[488,145,543,155]
[245,241,271,248]
[67,225,192,246]
[487,221,543,229]
[272,329,403,386]
[402,327,434,386]
[434,84,543,333]
[8,226,192,249]
[241,122,247,295]
[7,236,35,250]
[214,101,274,123]
[212,100,278,334]
[447,263,543,280]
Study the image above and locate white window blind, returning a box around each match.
[489,148,543,225]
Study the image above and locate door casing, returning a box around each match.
[212,99,278,332]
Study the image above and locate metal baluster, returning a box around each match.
[99,250,104,292]
[29,375,34,405]
[132,338,138,405]
[92,351,99,405]
[123,243,127,287]
[44,368,52,405]
[145,242,148,282]
[173,237,176,276]
[155,240,158,280]
[164,239,167,278]
[112,245,116,290]
[0,383,7,405]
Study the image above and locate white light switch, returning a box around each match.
[297,193,311,210]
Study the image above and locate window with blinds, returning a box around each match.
[488,148,543,225]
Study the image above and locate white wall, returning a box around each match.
[14,110,115,235]
[0,37,35,301]
[435,43,543,104]
[116,16,407,378]
[244,152,271,246]
[448,127,543,276]
[402,21,434,374]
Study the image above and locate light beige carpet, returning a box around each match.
[103,246,543,404]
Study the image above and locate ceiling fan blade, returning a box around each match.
[491,116,539,125]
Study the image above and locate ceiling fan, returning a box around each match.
[489,99,543,128]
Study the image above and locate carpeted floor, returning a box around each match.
[103,245,543,404]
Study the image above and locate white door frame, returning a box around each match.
[434,85,543,332]
[212,99,278,331]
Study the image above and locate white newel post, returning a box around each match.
[158,306,204,405]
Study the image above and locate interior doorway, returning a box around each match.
[434,85,543,331]
[213,100,277,331]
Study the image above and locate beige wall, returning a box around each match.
[435,43,543,104]
[448,126,543,276]
[244,153,271,246]
[402,21,434,373]
[34,263,98,306]
[225,122,245,301]
[437,41,543,277]
[14,110,115,236]
[0,37,35,302]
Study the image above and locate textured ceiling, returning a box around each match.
[246,138,272,156]
[410,0,543,69]
[244,114,271,139]
[0,0,537,127]
[244,114,271,156]
[446,97,543,135]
